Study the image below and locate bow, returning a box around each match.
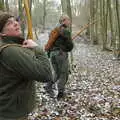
[72,19,98,40]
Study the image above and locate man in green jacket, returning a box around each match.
[0,12,53,120]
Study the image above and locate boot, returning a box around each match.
[44,83,55,98]
[57,91,65,100]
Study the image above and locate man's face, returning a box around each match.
[63,18,71,27]
[2,17,22,36]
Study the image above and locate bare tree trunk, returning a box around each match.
[115,0,120,49]
[104,0,108,50]
[113,0,120,58]
[61,0,67,13]
[0,0,5,11]
[108,0,114,47]
[101,0,108,50]
[93,0,99,45]
[42,0,47,31]
[90,0,95,44]
[67,0,72,31]
[66,0,73,63]
[18,0,25,37]
[95,0,98,43]
[5,0,9,11]
[102,0,106,50]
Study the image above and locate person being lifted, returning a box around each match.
[45,15,74,100]
[0,11,53,120]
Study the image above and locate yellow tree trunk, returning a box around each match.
[23,0,33,39]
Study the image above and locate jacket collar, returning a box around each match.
[1,36,25,45]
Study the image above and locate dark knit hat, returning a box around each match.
[0,12,13,32]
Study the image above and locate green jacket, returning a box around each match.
[51,24,73,52]
[0,36,53,119]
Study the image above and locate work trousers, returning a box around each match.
[50,50,69,93]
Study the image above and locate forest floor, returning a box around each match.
[29,34,120,120]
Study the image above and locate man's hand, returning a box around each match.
[22,39,38,48]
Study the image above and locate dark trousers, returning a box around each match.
[51,50,69,93]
